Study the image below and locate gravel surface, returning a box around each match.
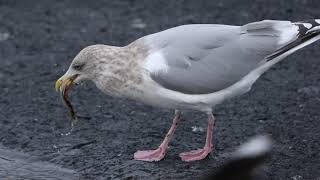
[0,0,319,179]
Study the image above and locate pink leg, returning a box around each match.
[179,112,215,162]
[134,110,181,162]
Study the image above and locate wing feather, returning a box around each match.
[143,20,300,94]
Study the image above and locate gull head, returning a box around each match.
[55,44,122,92]
[55,44,121,119]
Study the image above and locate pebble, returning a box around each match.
[191,126,204,132]
[131,18,147,29]
[0,32,10,41]
[297,86,320,96]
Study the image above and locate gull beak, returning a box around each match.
[55,74,79,120]
[55,74,79,94]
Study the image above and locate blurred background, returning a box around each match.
[0,0,319,179]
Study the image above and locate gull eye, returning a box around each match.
[72,63,85,71]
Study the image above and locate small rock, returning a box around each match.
[96,105,102,108]
[0,32,10,41]
[292,175,302,180]
[297,86,320,96]
[131,18,147,29]
[191,126,204,132]
[80,28,87,33]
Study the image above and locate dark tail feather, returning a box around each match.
[266,19,320,61]
[203,136,272,180]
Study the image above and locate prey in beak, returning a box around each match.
[55,74,79,120]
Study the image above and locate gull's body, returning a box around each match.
[56,19,320,162]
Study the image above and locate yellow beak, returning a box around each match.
[55,74,79,93]
[55,76,71,92]
[55,77,63,92]
[55,74,79,120]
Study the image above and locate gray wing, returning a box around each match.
[144,20,298,94]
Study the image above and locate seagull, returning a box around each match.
[55,19,320,162]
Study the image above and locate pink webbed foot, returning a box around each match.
[134,110,181,162]
[134,147,166,162]
[179,147,212,162]
[179,113,215,162]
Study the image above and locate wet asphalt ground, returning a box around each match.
[0,0,319,179]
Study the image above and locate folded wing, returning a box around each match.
[143,20,310,94]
